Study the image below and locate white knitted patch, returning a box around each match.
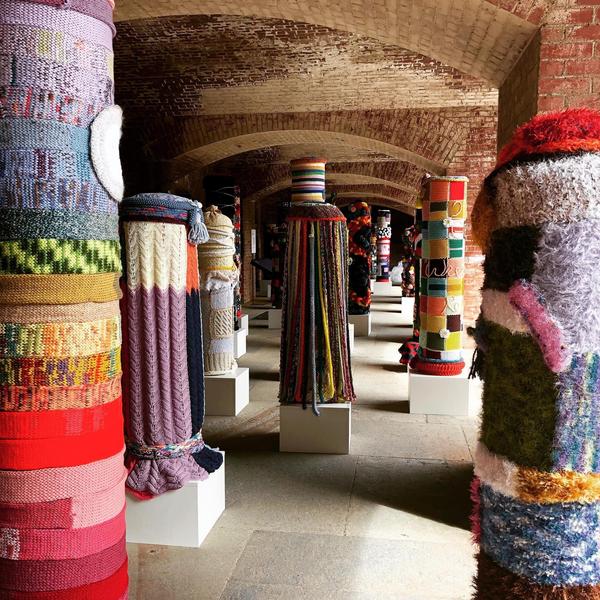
[493,152,600,228]
[91,105,124,202]
[474,442,518,499]
[481,289,529,334]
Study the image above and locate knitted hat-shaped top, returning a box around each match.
[496,108,600,171]
[290,158,327,203]
[204,205,233,233]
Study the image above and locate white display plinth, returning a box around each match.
[369,279,375,291]
[373,280,395,296]
[348,323,355,354]
[409,366,481,417]
[268,308,282,329]
[240,313,249,331]
[205,368,250,416]
[126,453,225,547]
[401,297,415,316]
[280,403,351,454]
[349,313,371,336]
[234,328,247,359]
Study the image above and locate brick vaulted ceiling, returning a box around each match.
[114,4,533,211]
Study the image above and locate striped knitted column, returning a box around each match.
[344,202,372,315]
[410,177,467,376]
[471,109,600,599]
[203,177,243,329]
[120,194,223,499]
[198,206,238,376]
[0,1,128,596]
[279,158,355,414]
[375,210,392,283]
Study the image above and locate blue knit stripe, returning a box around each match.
[480,484,600,586]
[0,119,89,153]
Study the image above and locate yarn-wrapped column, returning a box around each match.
[375,210,392,282]
[279,158,355,414]
[471,109,600,599]
[410,177,467,376]
[0,1,128,596]
[203,177,243,329]
[120,194,223,499]
[344,202,372,315]
[198,206,238,376]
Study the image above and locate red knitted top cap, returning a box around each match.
[496,108,600,170]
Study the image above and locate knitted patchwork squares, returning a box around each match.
[201,285,235,375]
[411,176,467,376]
[375,209,391,282]
[480,484,600,586]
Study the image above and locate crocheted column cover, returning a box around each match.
[203,176,243,329]
[470,108,600,599]
[409,177,467,376]
[399,201,423,366]
[344,202,372,315]
[279,159,355,414]
[0,1,128,596]
[120,194,223,499]
[375,210,392,283]
[198,206,238,376]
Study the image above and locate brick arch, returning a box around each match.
[336,194,414,216]
[115,0,538,85]
[164,114,464,178]
[246,173,416,205]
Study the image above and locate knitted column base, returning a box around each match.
[409,356,465,376]
[475,552,600,600]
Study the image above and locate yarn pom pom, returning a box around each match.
[497,108,600,170]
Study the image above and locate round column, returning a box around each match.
[375,210,392,282]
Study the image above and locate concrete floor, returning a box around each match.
[127,294,478,599]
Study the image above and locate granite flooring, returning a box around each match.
[127,292,478,599]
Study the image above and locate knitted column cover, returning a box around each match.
[470,108,600,599]
[375,210,392,282]
[410,177,467,376]
[120,193,223,499]
[203,177,243,329]
[270,202,291,310]
[369,228,378,280]
[344,202,372,315]
[198,206,238,376]
[279,158,355,414]
[0,1,128,596]
[399,200,423,366]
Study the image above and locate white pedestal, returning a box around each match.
[205,368,250,416]
[401,297,415,316]
[348,323,355,354]
[369,279,375,291]
[279,404,351,454]
[408,366,481,417]
[125,453,225,547]
[348,313,371,336]
[373,280,395,296]
[240,313,249,331]
[268,308,282,329]
[234,328,247,359]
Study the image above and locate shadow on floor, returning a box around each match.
[357,400,410,413]
[248,369,280,382]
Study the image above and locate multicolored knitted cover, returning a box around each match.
[410,177,467,376]
[279,159,355,414]
[203,177,243,329]
[344,202,372,315]
[0,1,128,596]
[198,206,238,376]
[120,194,223,499]
[470,108,600,599]
[375,210,392,282]
[369,228,378,279]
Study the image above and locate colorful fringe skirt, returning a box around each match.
[279,202,355,413]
